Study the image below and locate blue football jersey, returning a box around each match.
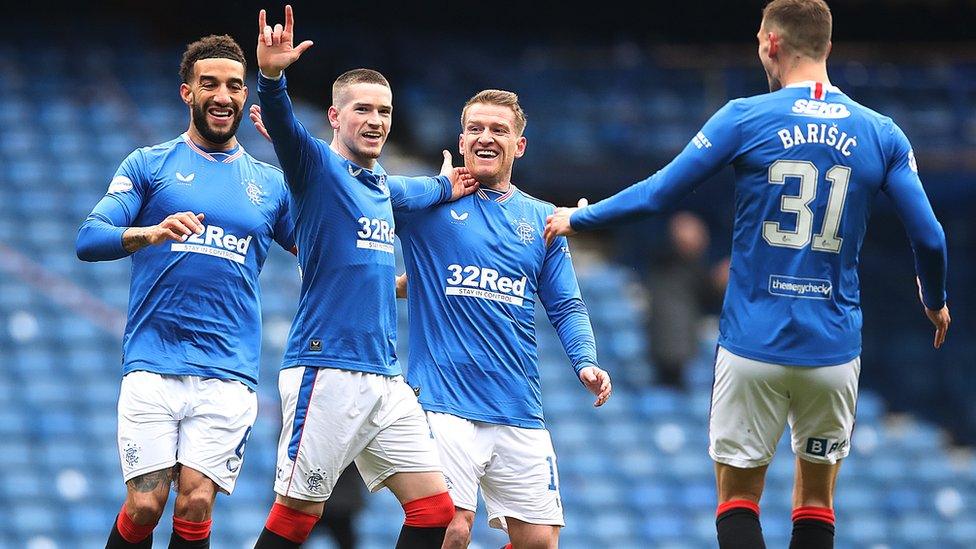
[257,73,452,376]
[76,134,295,388]
[573,81,947,366]
[397,186,599,428]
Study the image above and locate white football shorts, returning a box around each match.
[274,367,442,502]
[709,346,859,468]
[117,371,257,494]
[426,411,564,531]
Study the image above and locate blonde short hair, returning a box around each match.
[461,89,527,135]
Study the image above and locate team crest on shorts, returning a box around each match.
[306,468,325,493]
[226,457,241,473]
[240,178,268,206]
[123,442,140,467]
[512,218,536,244]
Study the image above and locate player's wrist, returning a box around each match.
[258,68,283,81]
[121,227,152,252]
[576,362,600,377]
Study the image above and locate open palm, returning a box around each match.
[257,5,314,77]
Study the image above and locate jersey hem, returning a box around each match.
[717,340,860,367]
[280,358,401,377]
[121,364,257,390]
[420,404,545,430]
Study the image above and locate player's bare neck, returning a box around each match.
[482,180,511,192]
[780,58,831,89]
[330,141,377,170]
[185,126,238,152]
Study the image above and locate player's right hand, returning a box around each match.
[917,276,950,348]
[257,5,314,78]
[925,305,950,349]
[149,212,206,245]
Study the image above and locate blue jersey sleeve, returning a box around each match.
[76,149,150,261]
[538,236,599,375]
[256,72,323,195]
[881,122,948,309]
[273,192,296,252]
[388,175,452,212]
[571,100,742,230]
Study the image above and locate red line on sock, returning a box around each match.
[173,516,212,541]
[716,499,760,518]
[116,504,156,543]
[403,491,455,527]
[793,506,835,525]
[265,502,319,543]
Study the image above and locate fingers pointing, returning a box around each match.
[285,4,295,34]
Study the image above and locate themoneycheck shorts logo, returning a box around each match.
[768,274,832,300]
[445,264,528,306]
[171,224,253,264]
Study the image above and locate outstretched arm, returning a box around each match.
[255,5,319,194]
[544,101,742,244]
[251,104,478,204]
[388,151,477,212]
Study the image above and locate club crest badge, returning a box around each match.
[512,218,536,244]
[241,179,268,206]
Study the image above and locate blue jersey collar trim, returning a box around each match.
[181,133,244,163]
[477,185,517,203]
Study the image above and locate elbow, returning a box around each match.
[915,222,947,256]
[75,226,109,262]
[75,228,94,261]
[75,239,99,262]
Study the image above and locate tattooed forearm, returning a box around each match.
[127,468,174,493]
[122,228,153,253]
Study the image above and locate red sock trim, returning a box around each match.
[265,502,319,543]
[792,506,835,525]
[116,504,156,543]
[173,516,212,541]
[403,491,455,527]
[503,545,514,549]
[716,499,760,518]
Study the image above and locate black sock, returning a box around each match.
[716,507,766,549]
[254,528,301,548]
[789,518,835,549]
[168,531,210,548]
[395,525,448,549]
[321,512,357,549]
[106,521,152,549]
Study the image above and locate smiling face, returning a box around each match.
[328,82,392,169]
[181,57,247,148]
[459,102,526,188]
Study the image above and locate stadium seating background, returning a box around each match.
[2,2,975,547]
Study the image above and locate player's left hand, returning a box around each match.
[395,273,408,299]
[917,276,951,348]
[440,150,478,200]
[250,104,272,142]
[543,198,588,246]
[579,365,611,407]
